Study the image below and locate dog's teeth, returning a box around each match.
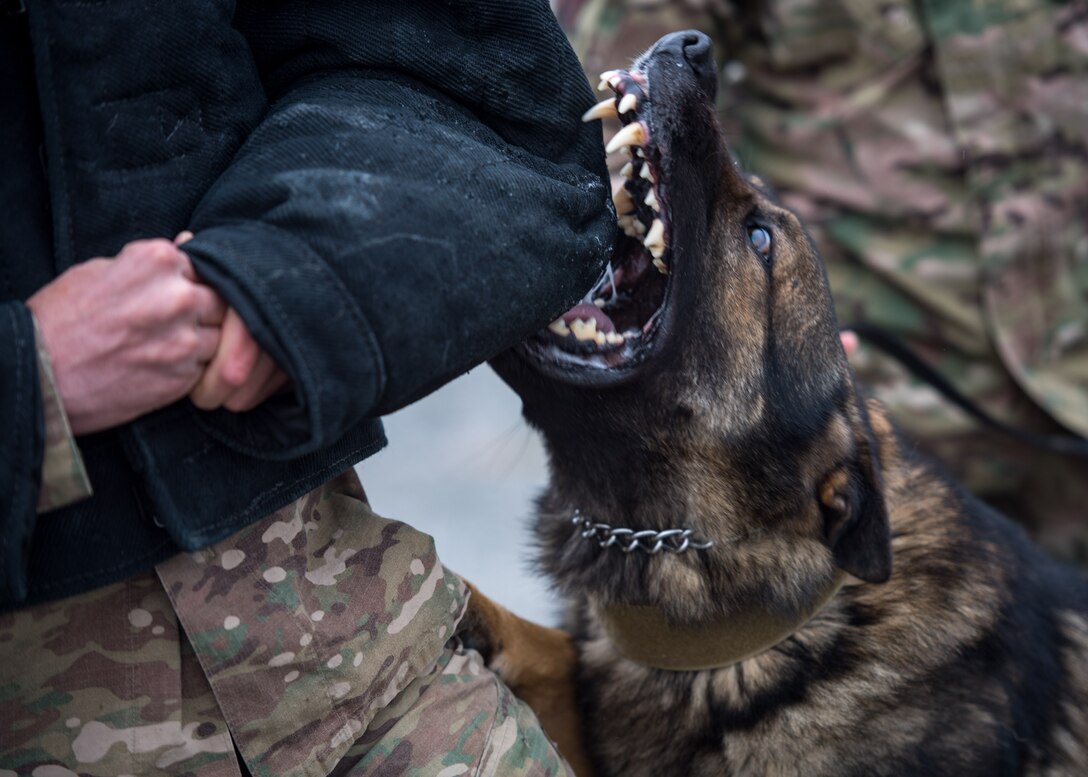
[605,122,646,154]
[644,189,659,210]
[570,318,599,341]
[644,218,666,255]
[618,93,638,115]
[620,161,634,179]
[548,319,570,336]
[618,214,646,238]
[645,214,664,242]
[613,185,633,214]
[582,99,618,123]
[653,257,669,275]
[606,332,624,345]
[594,298,607,308]
[640,164,653,181]
[634,148,644,159]
[597,70,620,92]
[595,331,608,345]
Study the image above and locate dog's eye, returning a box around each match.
[749,227,772,256]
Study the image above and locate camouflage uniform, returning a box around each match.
[1,334,568,776]
[561,0,1088,560]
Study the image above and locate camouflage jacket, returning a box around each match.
[563,0,1088,441]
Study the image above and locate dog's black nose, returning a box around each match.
[655,30,717,100]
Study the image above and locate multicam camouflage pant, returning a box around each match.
[0,471,570,777]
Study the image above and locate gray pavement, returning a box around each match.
[355,366,562,625]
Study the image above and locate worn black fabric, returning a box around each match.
[0,302,43,603]
[0,0,613,609]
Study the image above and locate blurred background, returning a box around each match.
[356,367,561,624]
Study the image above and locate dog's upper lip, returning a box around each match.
[509,40,719,387]
[510,67,676,384]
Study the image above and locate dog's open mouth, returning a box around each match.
[522,68,673,374]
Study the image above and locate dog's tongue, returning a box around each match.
[561,302,617,334]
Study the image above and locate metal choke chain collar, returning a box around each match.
[571,510,713,554]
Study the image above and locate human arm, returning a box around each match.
[1,239,225,602]
[178,0,615,458]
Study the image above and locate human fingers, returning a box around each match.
[194,325,221,365]
[234,369,291,414]
[840,330,859,358]
[221,353,284,413]
[189,283,228,327]
[189,309,260,410]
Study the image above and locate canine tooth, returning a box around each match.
[548,319,570,336]
[618,93,638,115]
[605,122,646,154]
[640,164,653,181]
[613,185,633,214]
[597,70,620,92]
[634,148,644,158]
[644,189,659,209]
[620,161,634,178]
[653,258,669,275]
[582,99,618,123]
[644,218,665,251]
[570,318,599,341]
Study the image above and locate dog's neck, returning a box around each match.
[592,569,847,671]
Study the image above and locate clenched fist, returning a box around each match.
[27,238,226,435]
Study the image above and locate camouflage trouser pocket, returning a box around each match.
[156,472,470,777]
[329,642,572,777]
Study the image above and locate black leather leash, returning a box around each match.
[841,321,1088,458]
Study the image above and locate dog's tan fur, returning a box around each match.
[470,32,1088,777]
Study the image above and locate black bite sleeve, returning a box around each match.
[181,0,614,460]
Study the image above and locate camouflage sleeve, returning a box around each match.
[32,316,92,514]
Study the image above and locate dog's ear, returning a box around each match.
[819,404,891,583]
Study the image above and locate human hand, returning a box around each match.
[165,231,290,414]
[187,274,290,413]
[841,330,859,358]
[26,237,227,435]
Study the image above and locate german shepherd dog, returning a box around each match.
[469,30,1088,777]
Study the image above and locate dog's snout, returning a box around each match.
[655,30,717,101]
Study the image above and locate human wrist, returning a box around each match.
[29,311,92,512]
